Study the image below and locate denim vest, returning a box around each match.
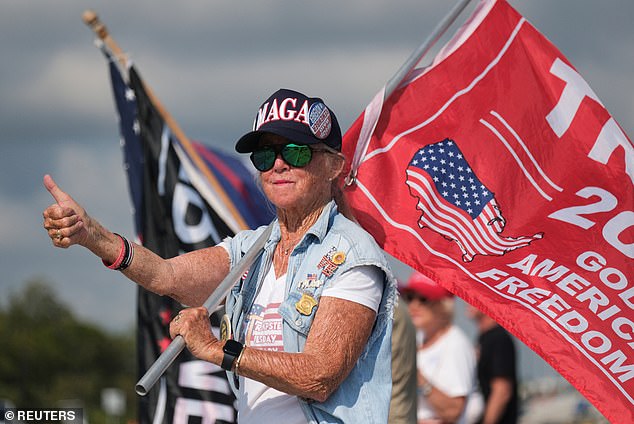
[224,201,396,423]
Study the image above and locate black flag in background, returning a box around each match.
[107,51,274,423]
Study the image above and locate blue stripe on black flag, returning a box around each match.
[106,52,144,235]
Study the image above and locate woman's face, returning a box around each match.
[406,295,435,331]
[258,134,341,213]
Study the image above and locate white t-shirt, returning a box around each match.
[235,264,383,424]
[416,325,482,424]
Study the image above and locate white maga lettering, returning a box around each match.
[256,102,270,129]
[556,273,590,297]
[279,97,297,120]
[493,276,529,294]
[264,98,281,124]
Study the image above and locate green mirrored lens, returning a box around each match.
[282,144,312,167]
[250,148,277,171]
[250,143,314,171]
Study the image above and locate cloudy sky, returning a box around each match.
[1,0,632,341]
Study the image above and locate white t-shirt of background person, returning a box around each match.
[416,325,482,424]
[236,264,383,424]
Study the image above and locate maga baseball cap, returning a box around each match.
[399,271,454,301]
[235,88,342,153]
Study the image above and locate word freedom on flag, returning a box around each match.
[342,0,633,422]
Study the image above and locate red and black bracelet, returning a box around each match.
[118,235,134,270]
[102,233,134,271]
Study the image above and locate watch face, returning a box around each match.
[223,339,243,356]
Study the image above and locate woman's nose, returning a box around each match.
[271,153,289,171]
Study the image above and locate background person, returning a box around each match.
[42,88,396,423]
[467,306,519,424]
[401,272,483,424]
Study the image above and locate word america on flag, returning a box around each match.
[342,0,633,422]
[105,48,273,424]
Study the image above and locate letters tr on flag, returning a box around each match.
[107,50,273,424]
[342,0,633,422]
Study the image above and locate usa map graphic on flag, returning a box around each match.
[406,138,541,262]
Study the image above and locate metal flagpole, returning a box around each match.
[385,0,474,98]
[135,224,273,396]
[345,0,474,186]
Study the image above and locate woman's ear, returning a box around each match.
[329,154,346,181]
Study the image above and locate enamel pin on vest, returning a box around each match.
[317,247,346,277]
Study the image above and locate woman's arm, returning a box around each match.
[173,296,377,402]
[240,296,375,401]
[121,242,230,306]
[43,174,230,306]
[418,372,466,423]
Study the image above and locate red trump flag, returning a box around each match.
[342,0,633,422]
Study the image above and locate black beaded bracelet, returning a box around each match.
[117,235,134,271]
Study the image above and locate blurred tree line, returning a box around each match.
[0,280,137,423]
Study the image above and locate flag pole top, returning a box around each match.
[82,9,128,70]
[82,10,107,39]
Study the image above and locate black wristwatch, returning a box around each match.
[221,339,244,371]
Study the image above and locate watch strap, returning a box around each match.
[221,352,236,371]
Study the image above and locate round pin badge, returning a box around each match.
[308,102,332,139]
[331,251,346,265]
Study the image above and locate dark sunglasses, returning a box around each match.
[250,143,338,172]
[402,292,428,304]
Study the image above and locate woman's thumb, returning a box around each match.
[43,174,72,205]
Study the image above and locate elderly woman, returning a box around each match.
[43,89,396,423]
[401,272,482,424]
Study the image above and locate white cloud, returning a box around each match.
[19,48,113,119]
